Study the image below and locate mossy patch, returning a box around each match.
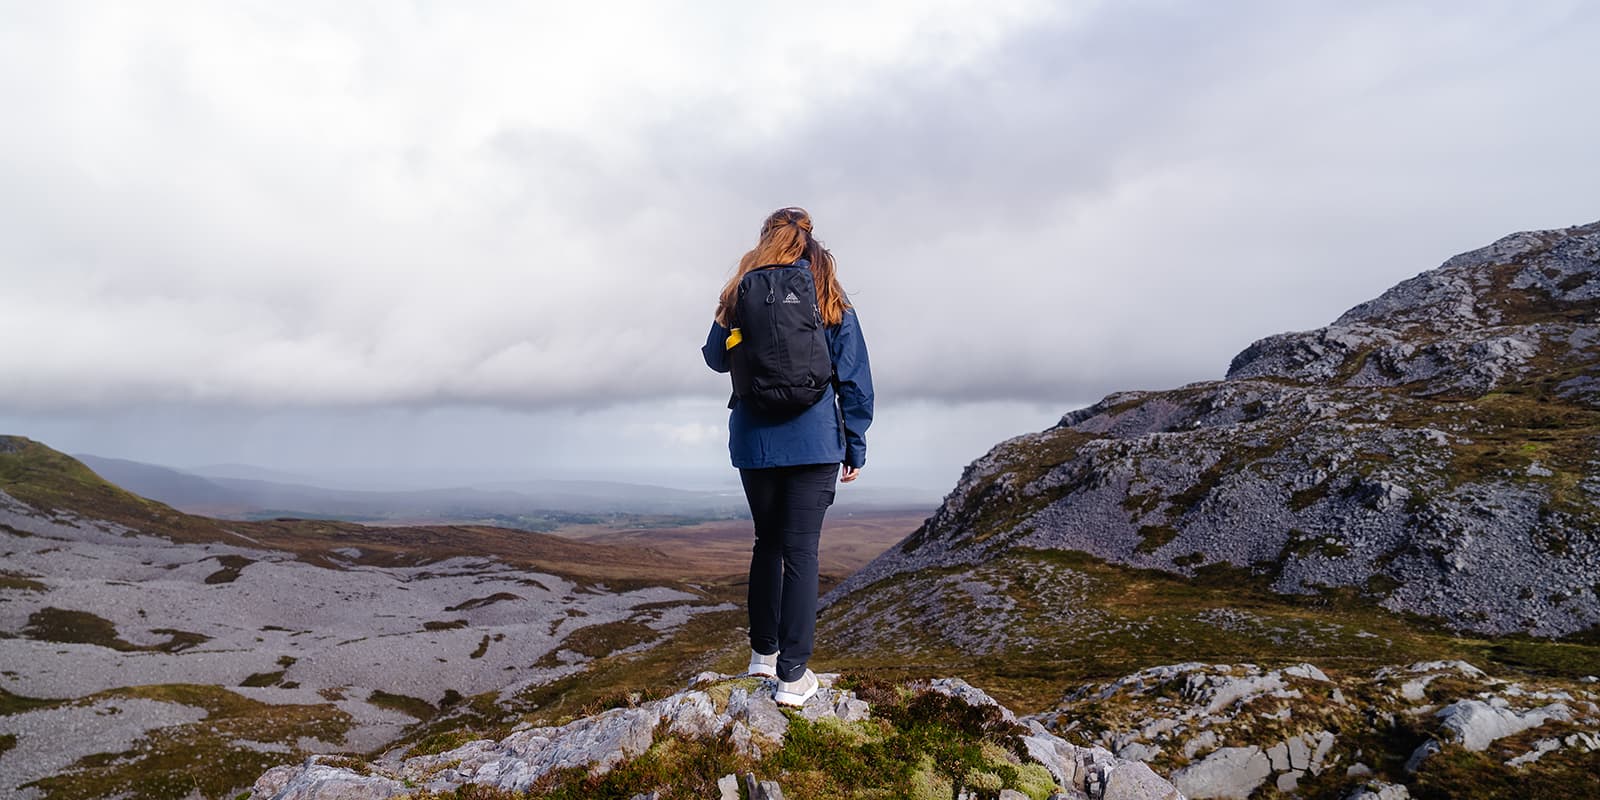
[0,687,63,716]
[240,655,298,688]
[1134,525,1179,555]
[558,620,661,659]
[368,689,438,721]
[446,593,522,612]
[424,619,470,631]
[0,570,46,592]
[203,555,253,584]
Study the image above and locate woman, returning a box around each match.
[701,207,874,707]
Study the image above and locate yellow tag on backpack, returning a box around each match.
[725,327,743,350]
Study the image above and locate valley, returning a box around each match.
[5,219,1600,798]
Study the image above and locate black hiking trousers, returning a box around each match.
[739,462,837,683]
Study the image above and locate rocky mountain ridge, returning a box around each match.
[828,220,1600,637]
[250,672,1182,800]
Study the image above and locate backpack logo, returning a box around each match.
[782,291,801,304]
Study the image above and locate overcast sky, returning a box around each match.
[2,1,1597,492]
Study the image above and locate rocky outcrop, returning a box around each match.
[249,673,1185,799]
[828,220,1600,637]
[1028,660,1600,800]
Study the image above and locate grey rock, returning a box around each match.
[999,791,1031,800]
[1266,742,1289,772]
[1286,735,1310,770]
[1117,742,1161,763]
[1311,730,1336,771]
[718,773,740,800]
[740,689,790,742]
[834,694,871,722]
[1183,730,1219,760]
[254,763,407,799]
[757,779,786,800]
[1275,769,1304,793]
[1170,746,1271,799]
[1346,782,1412,800]
[1435,699,1570,751]
[729,720,759,759]
[1505,737,1562,767]
[926,677,1018,722]
[659,690,725,738]
[1102,761,1184,800]
[468,706,659,790]
[1022,732,1081,788]
[1404,740,1440,774]
[1282,664,1330,683]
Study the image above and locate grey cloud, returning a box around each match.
[1,3,1598,417]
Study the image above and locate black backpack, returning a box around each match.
[727,265,833,416]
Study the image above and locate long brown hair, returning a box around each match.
[715,207,850,327]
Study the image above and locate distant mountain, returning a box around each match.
[185,461,327,484]
[828,220,1600,639]
[71,454,937,527]
[75,454,254,513]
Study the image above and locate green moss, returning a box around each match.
[1134,525,1179,555]
[0,687,62,716]
[558,620,661,659]
[1412,742,1600,800]
[445,592,522,612]
[203,555,253,584]
[1285,528,1350,559]
[23,608,134,650]
[0,571,46,592]
[470,635,491,659]
[1288,480,1333,511]
[407,729,481,758]
[239,656,297,688]
[519,733,754,800]
[424,619,470,631]
[0,732,17,756]
[368,689,438,721]
[21,608,210,654]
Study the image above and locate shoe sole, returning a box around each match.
[774,686,817,707]
[746,666,777,678]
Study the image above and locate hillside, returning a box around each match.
[804,221,1600,799]
[827,220,1600,639]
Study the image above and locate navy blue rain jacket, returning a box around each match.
[702,265,874,470]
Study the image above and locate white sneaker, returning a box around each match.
[746,648,778,678]
[774,668,819,707]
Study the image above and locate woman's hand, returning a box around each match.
[840,465,860,483]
